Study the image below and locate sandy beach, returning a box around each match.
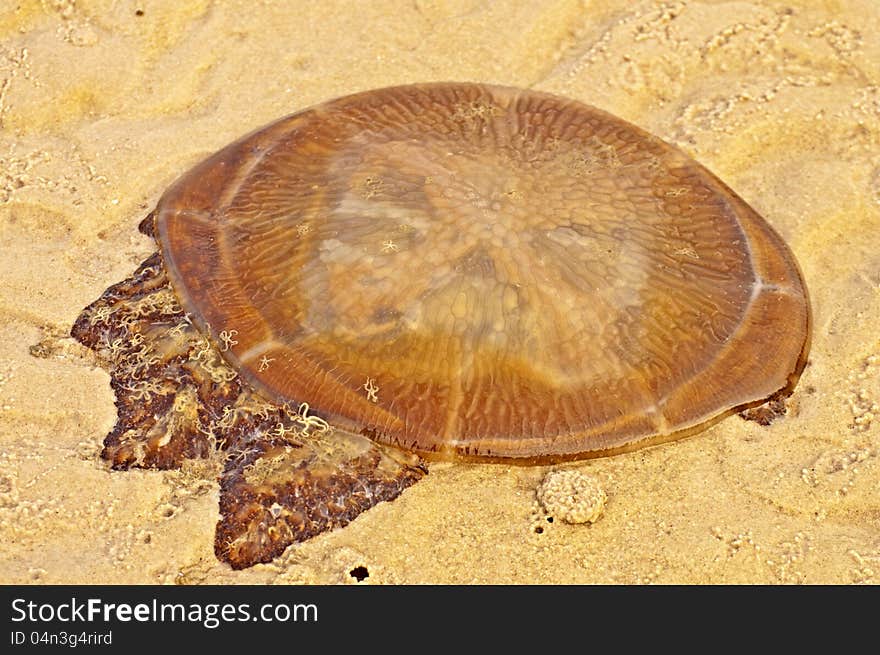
[1,0,879,584]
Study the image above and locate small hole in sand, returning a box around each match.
[349,566,369,582]
[534,526,544,534]
[135,9,144,16]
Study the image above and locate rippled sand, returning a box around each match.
[1,0,878,584]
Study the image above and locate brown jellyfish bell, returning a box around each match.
[71,83,810,569]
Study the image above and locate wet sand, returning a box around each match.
[1,0,879,584]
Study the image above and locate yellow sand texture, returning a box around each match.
[1,0,879,584]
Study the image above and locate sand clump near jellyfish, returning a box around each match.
[537,469,607,525]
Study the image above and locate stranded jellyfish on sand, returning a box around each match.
[72,83,810,568]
